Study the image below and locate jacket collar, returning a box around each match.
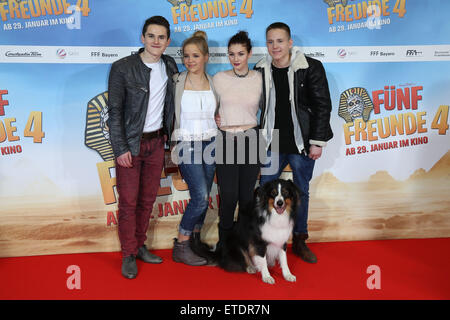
[134,47,171,67]
[255,46,309,72]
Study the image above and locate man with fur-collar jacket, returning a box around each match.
[255,22,333,264]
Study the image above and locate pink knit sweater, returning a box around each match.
[212,70,262,131]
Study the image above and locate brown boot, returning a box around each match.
[292,233,317,263]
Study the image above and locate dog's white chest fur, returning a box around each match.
[260,210,293,265]
[261,209,293,245]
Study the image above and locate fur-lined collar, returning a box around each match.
[255,46,309,71]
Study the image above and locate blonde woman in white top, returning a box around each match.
[171,31,219,266]
[212,31,263,249]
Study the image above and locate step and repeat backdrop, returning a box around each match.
[0,0,449,257]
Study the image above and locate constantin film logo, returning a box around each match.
[305,51,325,58]
[5,50,42,58]
[338,87,374,123]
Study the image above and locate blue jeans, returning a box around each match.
[177,139,216,236]
[260,150,315,234]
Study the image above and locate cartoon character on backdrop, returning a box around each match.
[167,0,193,7]
[323,0,349,7]
[84,92,115,161]
[338,87,374,123]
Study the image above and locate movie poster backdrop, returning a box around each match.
[0,0,449,257]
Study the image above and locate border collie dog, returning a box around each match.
[196,179,300,284]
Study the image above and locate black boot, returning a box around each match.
[190,232,216,265]
[136,244,163,264]
[215,225,231,252]
[292,233,317,264]
[121,255,137,279]
[191,232,213,251]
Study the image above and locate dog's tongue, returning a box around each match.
[275,205,286,214]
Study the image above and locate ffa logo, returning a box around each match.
[338,87,374,123]
[84,92,114,161]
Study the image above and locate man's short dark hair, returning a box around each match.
[266,22,291,39]
[142,16,171,39]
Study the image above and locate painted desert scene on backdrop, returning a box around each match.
[0,151,449,258]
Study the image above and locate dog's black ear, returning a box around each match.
[255,185,267,208]
[254,186,260,198]
[254,186,261,204]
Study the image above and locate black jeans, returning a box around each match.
[215,128,261,231]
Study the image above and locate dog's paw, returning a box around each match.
[262,275,275,285]
[283,273,296,282]
[246,265,257,274]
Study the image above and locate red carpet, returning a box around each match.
[1,238,449,300]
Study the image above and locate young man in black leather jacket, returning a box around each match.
[107,16,178,279]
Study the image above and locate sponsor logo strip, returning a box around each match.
[0,45,449,64]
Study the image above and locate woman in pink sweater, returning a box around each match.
[213,31,263,249]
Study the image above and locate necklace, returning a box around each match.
[187,73,207,110]
[233,68,249,78]
[187,73,207,90]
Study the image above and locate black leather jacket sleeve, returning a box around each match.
[107,60,129,158]
[303,58,333,144]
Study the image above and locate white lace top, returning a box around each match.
[178,90,217,141]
